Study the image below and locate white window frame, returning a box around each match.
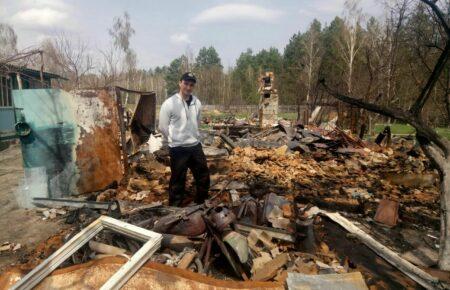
[11,215,162,290]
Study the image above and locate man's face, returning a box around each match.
[179,80,195,96]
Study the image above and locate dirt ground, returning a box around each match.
[0,144,66,272]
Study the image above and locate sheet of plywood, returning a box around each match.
[0,258,283,290]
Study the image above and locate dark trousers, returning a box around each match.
[169,143,210,206]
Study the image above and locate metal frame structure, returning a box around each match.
[11,215,162,290]
[114,86,157,176]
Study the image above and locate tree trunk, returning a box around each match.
[368,115,373,136]
[445,90,450,126]
[417,136,450,271]
[439,164,450,270]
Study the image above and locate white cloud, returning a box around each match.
[170,33,191,44]
[21,0,70,10]
[2,0,77,49]
[192,3,283,24]
[11,7,69,28]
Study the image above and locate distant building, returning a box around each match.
[0,64,65,107]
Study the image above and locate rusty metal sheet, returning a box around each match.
[153,210,206,237]
[72,89,123,193]
[374,199,399,227]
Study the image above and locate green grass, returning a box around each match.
[279,112,297,120]
[374,124,415,135]
[436,128,450,139]
[374,123,450,140]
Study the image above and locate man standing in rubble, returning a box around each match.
[158,72,210,206]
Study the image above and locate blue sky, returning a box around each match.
[1,0,383,68]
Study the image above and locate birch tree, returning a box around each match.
[301,19,323,122]
[340,0,365,95]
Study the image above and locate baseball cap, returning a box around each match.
[180,72,197,83]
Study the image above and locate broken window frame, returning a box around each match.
[11,215,162,290]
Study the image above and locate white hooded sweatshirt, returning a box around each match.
[158,93,202,148]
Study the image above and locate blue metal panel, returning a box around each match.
[0,106,18,133]
[12,89,78,197]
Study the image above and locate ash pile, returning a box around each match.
[4,115,446,290]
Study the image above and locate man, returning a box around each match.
[158,72,210,206]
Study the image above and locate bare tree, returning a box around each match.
[322,0,450,270]
[361,1,409,131]
[184,45,195,71]
[408,0,450,124]
[41,34,94,89]
[98,43,122,87]
[109,12,136,104]
[383,0,410,113]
